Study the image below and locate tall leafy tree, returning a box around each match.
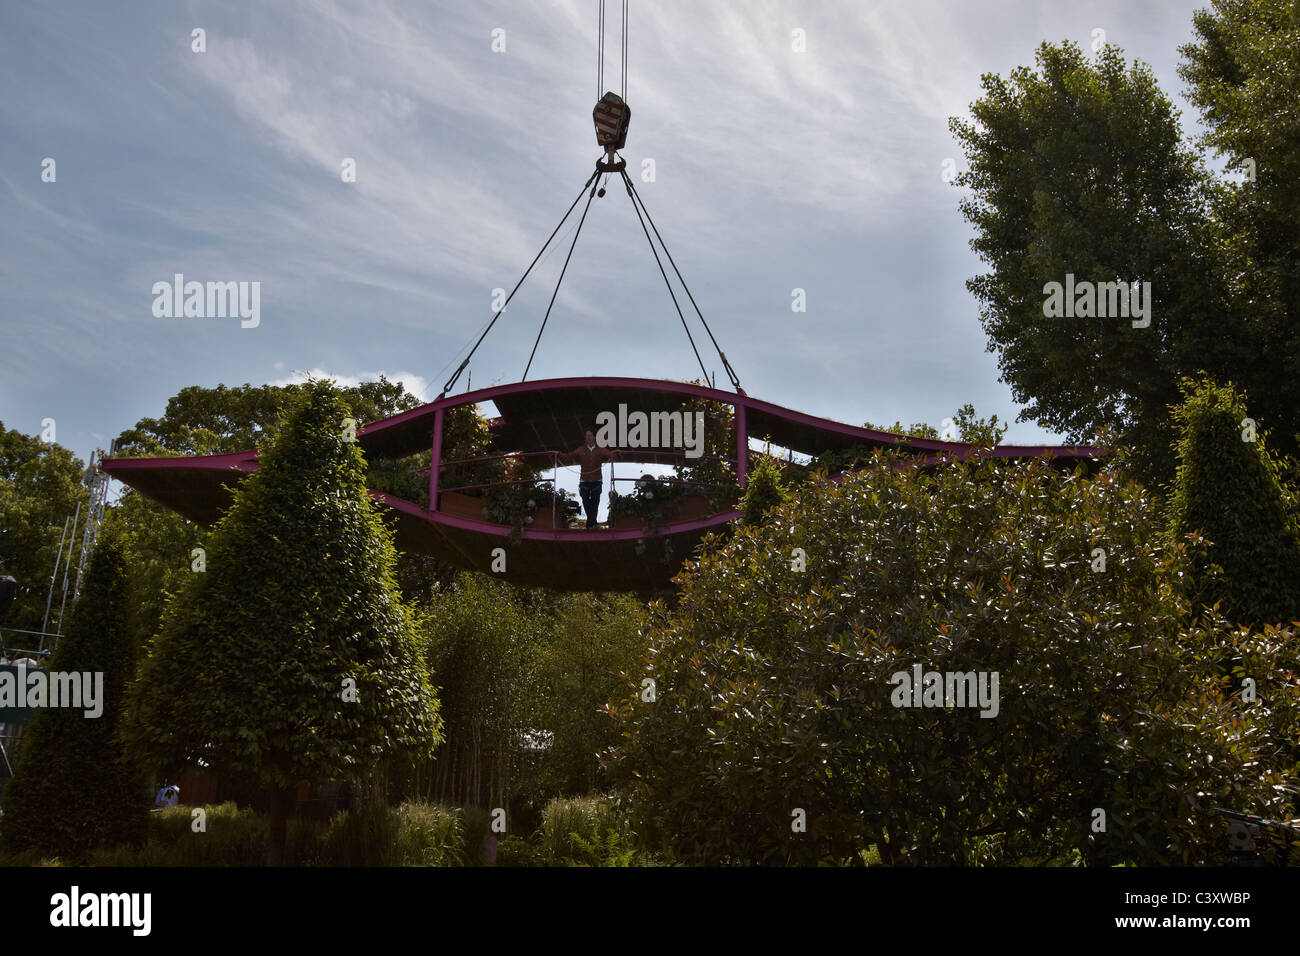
[421,573,547,811]
[112,377,420,458]
[0,529,148,860]
[950,42,1232,485]
[418,575,646,811]
[104,490,203,661]
[0,424,88,633]
[1179,0,1300,455]
[126,381,442,864]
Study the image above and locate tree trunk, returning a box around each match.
[267,785,293,866]
[452,744,460,805]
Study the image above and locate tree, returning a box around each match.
[420,573,543,811]
[1179,0,1300,458]
[0,529,148,860]
[806,405,1006,480]
[1166,377,1300,628]
[416,576,646,814]
[0,424,88,633]
[607,451,1288,865]
[947,403,1008,447]
[863,421,939,440]
[111,378,463,607]
[104,489,203,661]
[126,381,442,864]
[950,41,1233,485]
[864,406,1005,446]
[112,378,420,458]
[535,590,645,797]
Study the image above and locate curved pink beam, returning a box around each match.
[359,375,1103,460]
[102,377,1103,546]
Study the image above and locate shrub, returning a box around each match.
[740,451,788,526]
[671,392,739,512]
[607,451,1290,865]
[537,795,614,864]
[532,795,659,866]
[313,801,469,866]
[482,480,580,535]
[1166,376,1300,628]
[75,801,477,867]
[86,803,270,867]
[608,476,688,531]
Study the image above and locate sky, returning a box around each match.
[1,0,1216,499]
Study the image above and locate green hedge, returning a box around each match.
[0,802,490,867]
[0,798,667,867]
[1166,376,1300,628]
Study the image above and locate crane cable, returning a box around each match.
[521,176,601,381]
[619,171,711,385]
[438,168,601,398]
[620,169,743,391]
[597,1,628,99]
[441,1,743,395]
[428,209,586,392]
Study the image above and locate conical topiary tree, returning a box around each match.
[1166,376,1300,628]
[126,380,442,864]
[0,528,148,860]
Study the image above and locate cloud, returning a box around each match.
[270,368,436,403]
[2,0,1214,453]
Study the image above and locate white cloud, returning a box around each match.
[270,368,435,403]
[3,0,1215,451]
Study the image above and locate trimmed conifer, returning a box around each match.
[0,529,148,860]
[1166,377,1300,627]
[126,381,442,864]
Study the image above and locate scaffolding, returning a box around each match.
[28,442,115,656]
[73,444,114,603]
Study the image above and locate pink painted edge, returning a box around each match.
[104,377,1104,477]
[358,375,1104,459]
[101,451,260,473]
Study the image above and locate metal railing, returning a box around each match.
[431,447,739,530]
[436,450,564,527]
